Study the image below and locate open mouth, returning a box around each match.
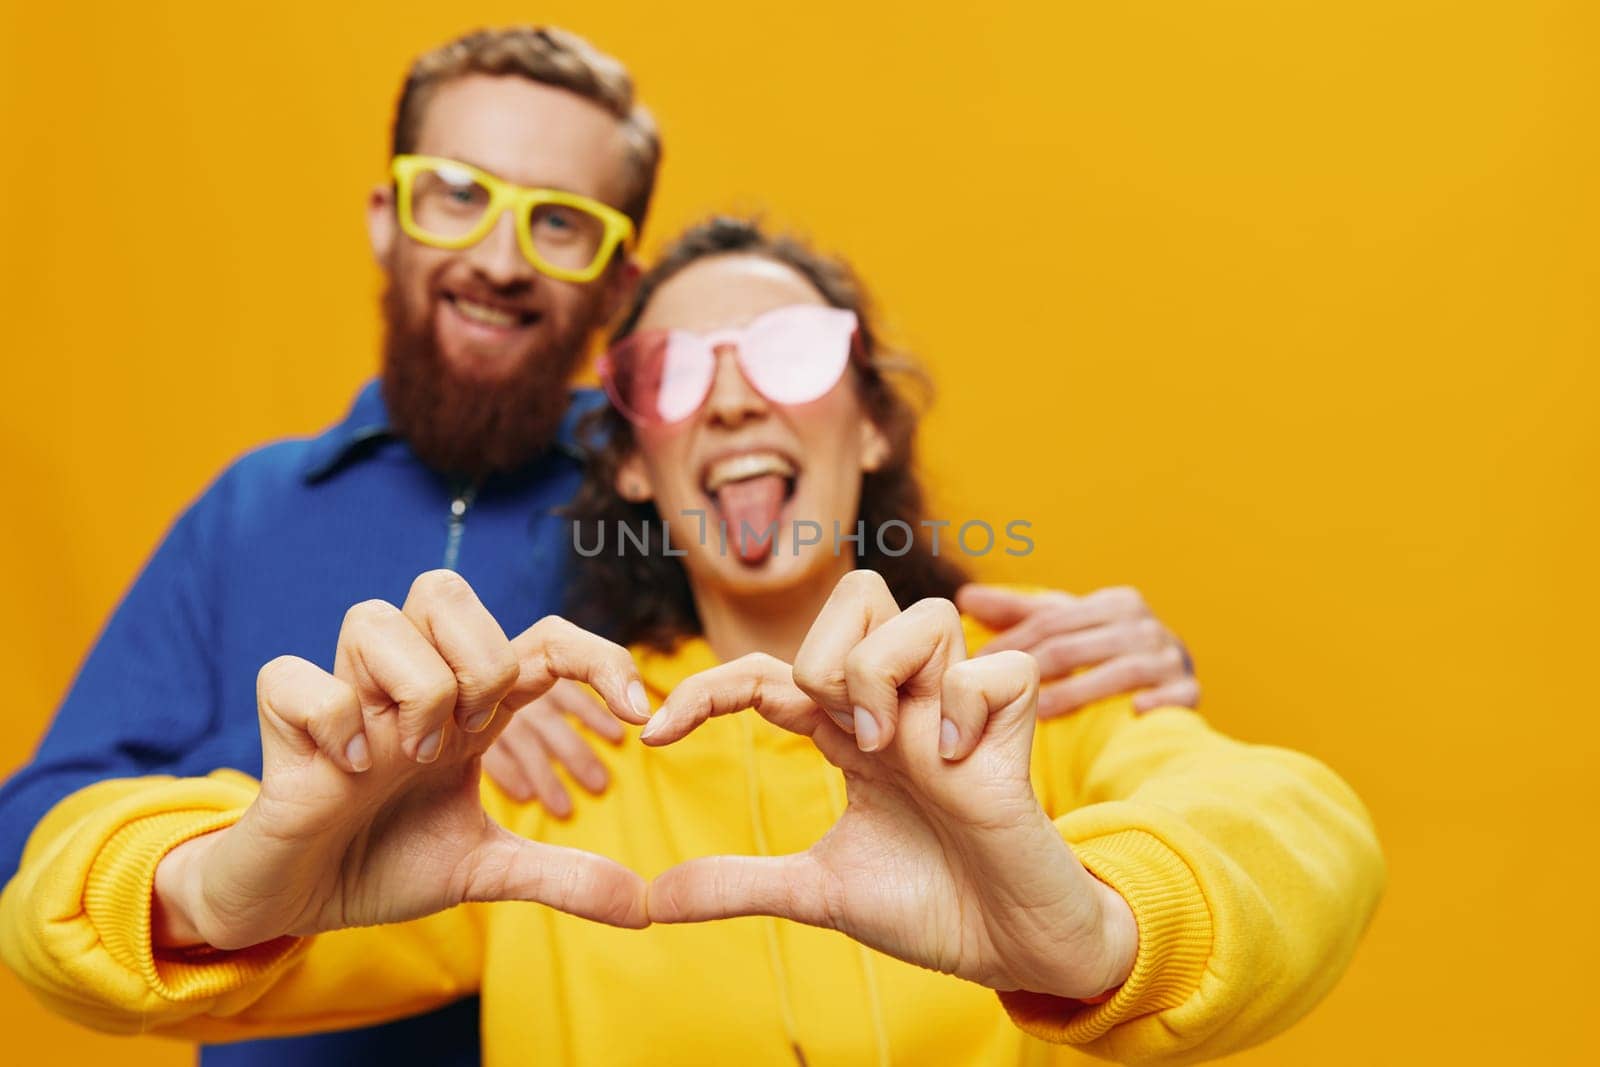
[443,291,541,330]
[699,449,800,563]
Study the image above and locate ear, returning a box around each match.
[859,418,892,474]
[614,450,656,503]
[367,183,398,265]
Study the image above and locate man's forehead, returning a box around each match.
[412,73,632,205]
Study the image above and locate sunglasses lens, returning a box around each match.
[740,306,856,405]
[405,161,493,241]
[605,332,714,424]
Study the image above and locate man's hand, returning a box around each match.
[483,680,623,817]
[957,583,1198,716]
[639,571,1138,1001]
[151,570,652,951]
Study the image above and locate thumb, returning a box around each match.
[954,583,1037,628]
[464,827,649,928]
[649,853,828,926]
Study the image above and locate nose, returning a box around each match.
[465,207,535,288]
[703,345,769,428]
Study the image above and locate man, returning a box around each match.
[0,26,1198,1067]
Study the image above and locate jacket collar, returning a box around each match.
[299,379,606,484]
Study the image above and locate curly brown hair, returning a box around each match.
[566,217,969,651]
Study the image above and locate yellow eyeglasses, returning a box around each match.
[390,154,635,284]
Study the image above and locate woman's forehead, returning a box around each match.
[638,255,828,333]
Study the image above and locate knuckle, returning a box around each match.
[927,596,963,629]
[256,654,306,698]
[410,568,474,605]
[460,645,520,700]
[529,614,575,645]
[1105,586,1143,613]
[396,666,457,713]
[306,685,357,728]
[999,648,1041,684]
[839,569,889,595]
[793,659,846,702]
[343,598,398,631]
[1133,652,1166,682]
[1037,602,1076,634]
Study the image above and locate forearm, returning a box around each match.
[0,772,482,1040]
[1010,704,1385,1062]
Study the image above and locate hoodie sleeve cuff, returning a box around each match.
[82,808,306,1003]
[997,827,1212,1045]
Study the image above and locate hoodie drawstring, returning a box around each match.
[741,712,892,1067]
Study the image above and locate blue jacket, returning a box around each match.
[0,380,605,1066]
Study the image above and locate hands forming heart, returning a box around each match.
[151,569,1137,1002]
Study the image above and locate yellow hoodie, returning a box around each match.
[0,619,1384,1065]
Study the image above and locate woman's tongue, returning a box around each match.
[715,475,787,564]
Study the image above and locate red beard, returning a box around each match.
[379,281,591,479]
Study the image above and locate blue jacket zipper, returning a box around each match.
[442,483,479,571]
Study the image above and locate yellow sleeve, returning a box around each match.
[0,770,483,1041]
[1003,699,1386,1064]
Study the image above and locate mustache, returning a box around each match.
[378,280,589,478]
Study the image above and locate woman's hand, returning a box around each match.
[957,583,1199,715]
[152,570,652,951]
[640,571,1138,1001]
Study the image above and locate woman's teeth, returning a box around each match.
[703,452,798,494]
[452,297,522,328]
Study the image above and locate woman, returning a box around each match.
[0,220,1384,1065]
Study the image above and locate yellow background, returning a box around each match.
[1,1,1594,1063]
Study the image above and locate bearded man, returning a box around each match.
[0,24,1200,1067]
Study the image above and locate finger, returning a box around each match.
[953,583,1046,629]
[1035,648,1184,718]
[256,655,369,774]
[649,853,829,927]
[483,720,573,815]
[551,680,625,744]
[938,650,1039,761]
[520,739,574,818]
[791,570,901,723]
[482,740,535,804]
[510,616,650,726]
[639,652,820,746]
[1132,676,1202,713]
[978,586,1146,655]
[842,596,966,753]
[401,570,519,736]
[535,715,611,795]
[466,828,647,928]
[334,599,459,762]
[1028,621,1164,681]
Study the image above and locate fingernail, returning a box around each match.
[345,734,371,772]
[639,713,663,741]
[939,718,959,760]
[417,729,443,763]
[826,708,856,735]
[853,706,881,752]
[463,708,494,733]
[628,680,651,719]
